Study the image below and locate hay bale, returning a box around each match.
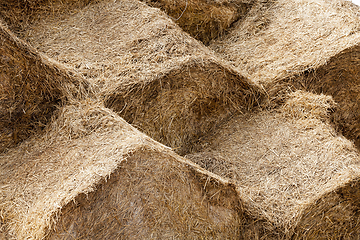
[1,0,260,154]
[0,19,89,153]
[141,0,254,45]
[1,0,253,45]
[0,101,243,239]
[210,0,360,147]
[186,91,360,238]
[0,0,94,34]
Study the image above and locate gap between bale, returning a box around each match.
[106,60,259,155]
[186,91,360,238]
[0,101,245,240]
[1,0,262,155]
[141,0,254,45]
[0,18,91,153]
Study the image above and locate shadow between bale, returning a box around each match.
[0,19,90,152]
[105,60,259,155]
[141,0,254,45]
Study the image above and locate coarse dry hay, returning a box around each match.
[0,0,95,34]
[186,91,360,238]
[285,44,360,155]
[210,0,360,85]
[1,0,261,154]
[141,0,254,45]
[0,18,90,153]
[0,101,243,240]
[210,0,360,148]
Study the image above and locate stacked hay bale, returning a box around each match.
[1,0,261,155]
[0,19,89,153]
[0,101,243,239]
[210,0,360,148]
[2,0,360,239]
[141,0,254,44]
[187,91,360,238]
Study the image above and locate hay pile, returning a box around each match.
[187,91,360,238]
[0,101,243,239]
[141,0,254,44]
[210,0,360,148]
[1,0,260,154]
[2,0,360,238]
[0,19,89,153]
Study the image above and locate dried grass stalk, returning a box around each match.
[141,0,254,45]
[0,19,90,153]
[1,0,261,154]
[210,0,360,148]
[187,91,360,238]
[0,101,243,240]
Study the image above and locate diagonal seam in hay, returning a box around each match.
[0,18,92,153]
[1,0,262,155]
[0,101,244,239]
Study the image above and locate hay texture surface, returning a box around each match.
[0,101,242,240]
[2,0,260,154]
[187,91,360,238]
[0,19,89,153]
[210,0,360,148]
[141,0,253,44]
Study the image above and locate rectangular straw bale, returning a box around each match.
[0,19,90,153]
[186,91,360,238]
[210,0,360,148]
[0,101,243,240]
[0,0,94,36]
[141,0,254,44]
[1,0,261,154]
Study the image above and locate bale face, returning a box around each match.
[0,0,94,35]
[186,91,360,238]
[210,0,360,148]
[107,61,258,155]
[141,0,253,45]
[210,0,360,85]
[286,44,360,150]
[48,151,242,239]
[0,20,89,152]
[0,102,243,239]
[2,0,260,154]
[293,179,360,239]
